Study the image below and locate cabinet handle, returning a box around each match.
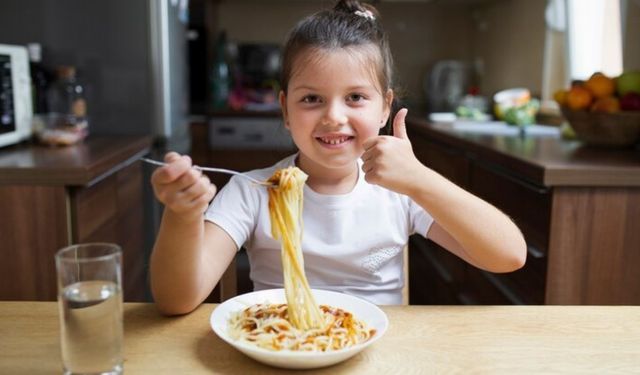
[527,245,545,259]
[482,272,525,305]
[410,238,454,284]
[422,247,454,284]
[457,292,476,305]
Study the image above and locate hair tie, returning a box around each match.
[354,9,375,21]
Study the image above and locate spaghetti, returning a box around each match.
[228,302,376,351]
[267,167,322,330]
[227,166,375,352]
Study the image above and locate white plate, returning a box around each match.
[210,288,388,369]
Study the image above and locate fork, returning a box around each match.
[140,157,274,186]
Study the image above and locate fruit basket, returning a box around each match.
[561,108,640,147]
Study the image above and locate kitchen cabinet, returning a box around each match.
[407,119,640,305]
[0,136,152,302]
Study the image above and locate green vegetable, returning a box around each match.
[560,121,576,139]
[455,106,489,121]
[504,99,540,126]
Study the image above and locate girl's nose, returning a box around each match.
[321,100,348,126]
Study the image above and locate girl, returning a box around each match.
[150,0,526,315]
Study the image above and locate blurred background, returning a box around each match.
[0,0,638,304]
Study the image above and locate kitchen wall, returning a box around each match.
[625,0,640,69]
[3,0,637,117]
[0,0,154,136]
[469,0,546,97]
[213,0,640,114]
[215,0,477,113]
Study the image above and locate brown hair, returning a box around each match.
[280,0,394,98]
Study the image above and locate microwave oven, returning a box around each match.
[0,44,32,148]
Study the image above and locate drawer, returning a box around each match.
[413,240,547,306]
[469,161,551,255]
[409,237,460,305]
[490,253,547,304]
[410,235,547,305]
[459,266,513,305]
[411,236,465,284]
[413,139,469,189]
[71,174,118,241]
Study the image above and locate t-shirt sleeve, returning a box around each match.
[408,198,434,238]
[204,176,259,251]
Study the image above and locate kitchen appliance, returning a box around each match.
[0,44,32,148]
[209,116,294,150]
[424,60,472,113]
[0,0,190,152]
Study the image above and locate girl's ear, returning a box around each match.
[279,91,289,129]
[381,89,394,128]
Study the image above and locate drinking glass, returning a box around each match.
[55,243,123,375]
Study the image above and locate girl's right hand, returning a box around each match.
[150,152,217,220]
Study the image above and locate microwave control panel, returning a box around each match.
[0,54,15,134]
[0,44,32,148]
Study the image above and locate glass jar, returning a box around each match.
[37,66,88,146]
[49,66,87,128]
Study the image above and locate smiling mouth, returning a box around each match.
[316,136,354,145]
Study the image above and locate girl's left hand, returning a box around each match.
[362,108,425,195]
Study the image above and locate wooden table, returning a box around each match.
[1,302,638,374]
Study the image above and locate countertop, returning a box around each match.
[1,302,638,374]
[407,118,640,187]
[0,136,152,186]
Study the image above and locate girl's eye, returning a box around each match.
[301,95,320,104]
[347,94,365,102]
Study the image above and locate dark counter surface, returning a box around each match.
[407,118,640,187]
[0,136,152,186]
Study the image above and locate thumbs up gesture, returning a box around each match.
[362,108,425,195]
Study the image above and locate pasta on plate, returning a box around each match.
[226,167,376,352]
[228,302,376,351]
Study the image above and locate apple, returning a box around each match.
[616,71,640,96]
[620,92,640,111]
[591,96,620,113]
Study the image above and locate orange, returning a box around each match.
[553,89,568,107]
[566,85,593,110]
[590,96,620,113]
[585,72,616,98]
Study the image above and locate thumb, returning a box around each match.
[392,108,409,139]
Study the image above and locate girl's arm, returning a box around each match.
[362,109,527,273]
[149,153,237,315]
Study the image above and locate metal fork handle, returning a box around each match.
[140,158,271,186]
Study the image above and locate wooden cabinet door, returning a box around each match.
[0,186,69,300]
[71,162,148,302]
[412,137,469,189]
[409,137,471,304]
[469,160,551,256]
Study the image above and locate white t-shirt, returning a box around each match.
[204,154,433,305]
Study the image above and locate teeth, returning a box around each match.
[320,136,349,145]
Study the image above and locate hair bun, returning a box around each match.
[333,0,380,19]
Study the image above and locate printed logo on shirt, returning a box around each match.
[361,245,402,274]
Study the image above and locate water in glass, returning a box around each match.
[59,280,123,375]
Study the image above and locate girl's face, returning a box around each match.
[280,48,392,176]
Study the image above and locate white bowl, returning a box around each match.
[210,288,388,369]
